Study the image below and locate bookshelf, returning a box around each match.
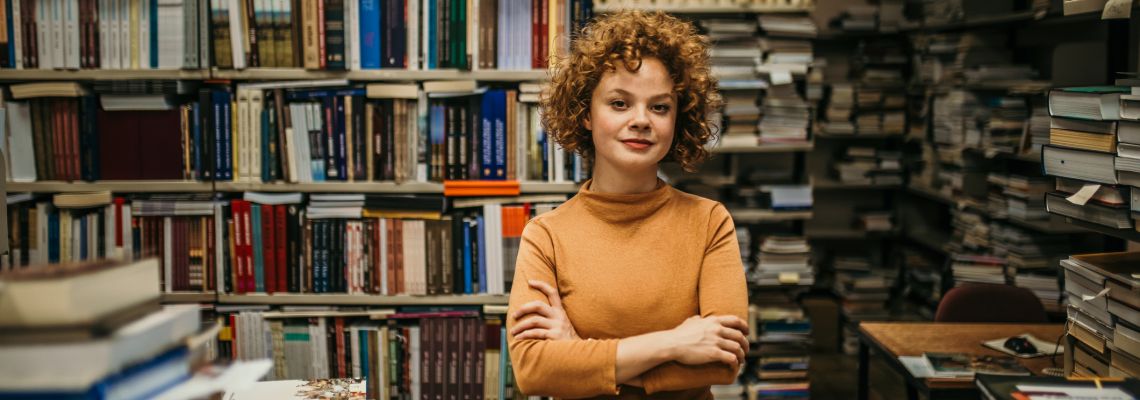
[210,68,550,82]
[217,293,509,306]
[7,181,215,193]
[729,208,813,223]
[7,181,581,195]
[812,178,899,190]
[160,292,218,303]
[804,228,898,240]
[593,3,813,14]
[711,142,815,153]
[0,69,212,81]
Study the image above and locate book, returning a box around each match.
[0,258,160,330]
[1049,87,1129,121]
[922,352,1031,378]
[975,374,1140,400]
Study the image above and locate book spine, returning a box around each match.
[323,0,342,69]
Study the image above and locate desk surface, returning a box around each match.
[859,322,1066,390]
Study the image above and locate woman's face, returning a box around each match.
[584,56,677,174]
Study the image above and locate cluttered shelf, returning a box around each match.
[907,183,1083,234]
[711,141,814,153]
[217,294,510,306]
[813,177,900,190]
[804,228,899,240]
[7,181,580,194]
[729,208,813,223]
[1058,215,1140,242]
[904,229,951,255]
[6,180,215,193]
[209,68,550,82]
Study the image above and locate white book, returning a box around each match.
[64,0,79,69]
[407,0,419,69]
[11,0,21,69]
[249,89,263,182]
[120,0,130,68]
[121,204,133,261]
[378,218,387,295]
[288,103,307,182]
[235,89,249,181]
[228,0,245,69]
[409,326,422,399]
[214,202,226,290]
[346,0,359,70]
[35,0,48,68]
[138,0,151,68]
[520,0,531,70]
[156,0,185,68]
[6,102,35,182]
[97,0,109,68]
[51,0,64,69]
[422,0,430,69]
[349,327,361,377]
[483,204,503,294]
[0,304,199,391]
[33,203,47,264]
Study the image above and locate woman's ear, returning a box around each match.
[582,113,592,131]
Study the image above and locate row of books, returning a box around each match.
[751,235,813,287]
[831,146,903,186]
[746,294,811,399]
[4,81,587,184]
[4,192,566,296]
[833,255,895,354]
[218,308,520,399]
[1042,85,1140,230]
[0,257,264,399]
[0,0,595,71]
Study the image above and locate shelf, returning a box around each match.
[161,292,219,303]
[518,182,580,194]
[1055,214,1140,242]
[729,208,813,223]
[711,141,814,153]
[7,180,214,193]
[211,68,548,82]
[217,293,510,306]
[594,3,812,14]
[805,229,898,240]
[815,131,905,140]
[0,69,211,80]
[1003,215,1086,235]
[812,178,900,190]
[905,184,958,207]
[216,181,443,193]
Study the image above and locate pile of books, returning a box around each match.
[832,146,904,185]
[1043,85,1135,231]
[950,253,1007,286]
[1061,252,1140,379]
[985,174,1052,221]
[833,256,894,353]
[706,18,764,148]
[747,301,812,399]
[822,83,855,135]
[981,97,1031,154]
[899,248,944,318]
[753,236,814,287]
[0,258,231,399]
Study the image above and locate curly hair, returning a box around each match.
[540,10,723,172]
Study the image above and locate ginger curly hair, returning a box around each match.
[540,10,723,172]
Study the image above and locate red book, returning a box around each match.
[261,204,276,293]
[230,200,248,293]
[69,100,81,182]
[539,0,548,69]
[531,0,539,69]
[275,205,287,293]
[52,101,64,180]
[335,317,346,378]
[394,219,404,295]
[386,219,396,295]
[242,202,255,293]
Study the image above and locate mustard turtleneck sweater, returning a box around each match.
[506,179,749,399]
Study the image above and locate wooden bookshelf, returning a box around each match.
[711,141,814,153]
[906,183,957,206]
[216,181,443,193]
[729,208,813,223]
[815,131,905,140]
[6,180,214,193]
[812,178,900,190]
[906,229,950,255]
[161,292,218,303]
[594,3,813,14]
[217,293,510,306]
[1004,215,1085,235]
[805,228,898,240]
[210,68,549,82]
[0,69,211,80]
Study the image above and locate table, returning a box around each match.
[857,322,1066,400]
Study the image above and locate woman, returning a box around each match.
[505,9,750,399]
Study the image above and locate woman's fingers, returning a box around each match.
[514,328,552,341]
[717,338,745,364]
[719,326,750,354]
[509,316,553,336]
[511,300,554,321]
[713,315,749,335]
[528,280,563,309]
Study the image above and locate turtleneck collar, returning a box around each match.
[576,178,674,224]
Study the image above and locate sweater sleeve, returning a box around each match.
[640,204,749,394]
[506,219,622,398]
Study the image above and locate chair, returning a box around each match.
[934,283,1048,323]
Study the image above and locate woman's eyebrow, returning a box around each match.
[607,88,674,101]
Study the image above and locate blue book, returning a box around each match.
[476,215,486,294]
[191,103,201,179]
[0,347,190,400]
[463,218,472,294]
[427,0,437,69]
[48,210,59,263]
[251,204,265,293]
[479,91,496,179]
[430,102,445,181]
[499,325,508,396]
[309,104,327,182]
[359,0,381,69]
[285,87,366,101]
[491,90,506,179]
[359,329,369,377]
[221,91,234,180]
[335,96,347,180]
[79,216,87,260]
[5,0,12,67]
[539,128,549,181]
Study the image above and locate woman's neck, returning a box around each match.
[589,161,659,194]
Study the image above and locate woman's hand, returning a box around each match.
[510,280,579,341]
[664,315,750,367]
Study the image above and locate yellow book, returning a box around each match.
[365,102,374,181]
[1050,128,1117,153]
[129,0,139,68]
[60,209,71,263]
[361,210,443,220]
[232,97,240,181]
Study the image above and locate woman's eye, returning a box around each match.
[610,100,627,109]
[653,104,671,113]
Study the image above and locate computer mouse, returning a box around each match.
[1004,337,1038,354]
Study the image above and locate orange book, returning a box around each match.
[442,180,521,197]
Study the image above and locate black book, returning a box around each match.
[352,96,366,180]
[975,374,1140,400]
[324,0,345,69]
[79,95,99,182]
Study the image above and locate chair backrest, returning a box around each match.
[934,283,1048,323]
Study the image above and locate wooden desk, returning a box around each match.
[857,322,1066,400]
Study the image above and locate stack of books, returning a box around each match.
[0,258,209,399]
[751,355,810,399]
[981,96,1031,154]
[858,211,895,232]
[1060,252,1140,378]
[950,253,1008,286]
[1043,86,1132,230]
[1013,272,1064,313]
[748,302,812,399]
[707,18,764,148]
[986,174,1052,221]
[753,236,813,287]
[759,81,812,144]
[899,248,944,318]
[833,255,894,353]
[831,5,878,31]
[832,146,904,185]
[822,83,855,135]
